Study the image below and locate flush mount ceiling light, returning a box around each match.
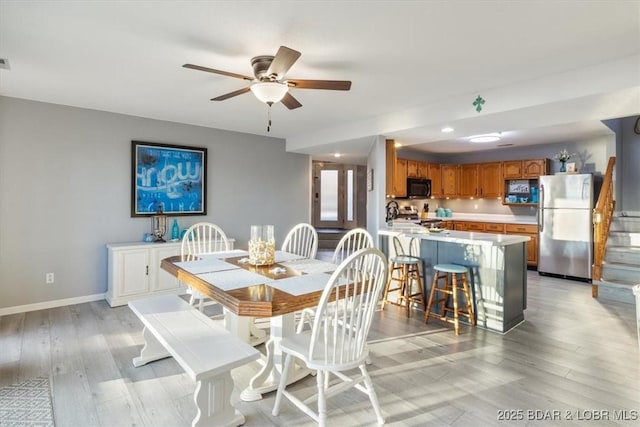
[249,82,289,104]
[441,126,454,133]
[469,133,501,143]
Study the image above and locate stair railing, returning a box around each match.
[592,156,616,298]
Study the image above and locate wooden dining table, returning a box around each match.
[161,249,338,401]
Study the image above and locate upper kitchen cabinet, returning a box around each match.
[478,162,503,198]
[503,159,548,179]
[418,161,429,179]
[503,159,549,206]
[458,164,479,197]
[407,160,429,179]
[457,162,502,198]
[428,163,442,198]
[385,140,407,197]
[441,164,458,197]
[394,159,408,197]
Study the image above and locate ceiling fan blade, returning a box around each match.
[266,46,301,79]
[211,87,251,101]
[281,92,302,110]
[287,79,351,90]
[183,64,253,81]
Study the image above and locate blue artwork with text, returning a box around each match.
[135,144,204,214]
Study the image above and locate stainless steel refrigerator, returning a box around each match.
[538,173,594,281]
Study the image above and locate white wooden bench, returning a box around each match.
[128,294,260,427]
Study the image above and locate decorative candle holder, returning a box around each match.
[151,204,167,242]
[248,225,275,266]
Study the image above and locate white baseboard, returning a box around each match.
[0,293,106,316]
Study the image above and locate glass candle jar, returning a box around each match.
[248,225,275,266]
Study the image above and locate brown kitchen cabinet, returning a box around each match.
[428,163,442,197]
[440,220,454,230]
[522,159,547,178]
[417,161,429,179]
[407,160,419,177]
[505,223,538,267]
[455,221,504,234]
[455,162,502,199]
[503,159,548,206]
[478,162,503,198]
[441,164,458,197]
[394,159,407,197]
[484,222,505,233]
[454,222,468,231]
[503,159,548,179]
[385,140,407,198]
[458,164,479,197]
[407,160,429,179]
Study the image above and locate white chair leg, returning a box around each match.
[316,370,327,427]
[360,364,385,425]
[272,353,294,416]
[189,293,196,306]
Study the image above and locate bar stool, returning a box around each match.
[424,264,475,335]
[382,237,426,317]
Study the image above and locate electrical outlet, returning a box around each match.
[45,273,54,284]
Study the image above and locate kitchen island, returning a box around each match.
[379,225,530,333]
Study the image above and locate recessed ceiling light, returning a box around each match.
[441,126,454,133]
[469,133,501,143]
[394,142,402,148]
[334,153,341,158]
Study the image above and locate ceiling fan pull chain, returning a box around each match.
[267,102,273,132]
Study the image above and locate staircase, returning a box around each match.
[594,214,640,304]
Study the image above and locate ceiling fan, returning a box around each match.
[182,46,351,110]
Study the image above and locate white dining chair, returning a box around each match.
[281,223,318,259]
[181,222,231,313]
[272,247,388,427]
[331,228,374,264]
[298,228,374,333]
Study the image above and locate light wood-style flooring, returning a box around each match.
[1,271,639,426]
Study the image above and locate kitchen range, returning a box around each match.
[386,202,444,228]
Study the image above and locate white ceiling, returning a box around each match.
[1,1,639,164]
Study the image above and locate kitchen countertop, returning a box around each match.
[379,226,530,247]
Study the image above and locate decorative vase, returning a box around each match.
[560,160,566,172]
[248,225,275,266]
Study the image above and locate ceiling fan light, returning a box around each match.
[250,82,288,104]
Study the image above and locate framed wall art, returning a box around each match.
[131,141,207,216]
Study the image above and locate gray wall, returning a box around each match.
[0,96,310,309]
[619,115,640,212]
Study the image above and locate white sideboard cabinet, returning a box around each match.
[107,241,184,307]
[107,239,236,307]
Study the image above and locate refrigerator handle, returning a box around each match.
[539,184,544,232]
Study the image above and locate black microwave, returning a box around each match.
[406,178,432,198]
